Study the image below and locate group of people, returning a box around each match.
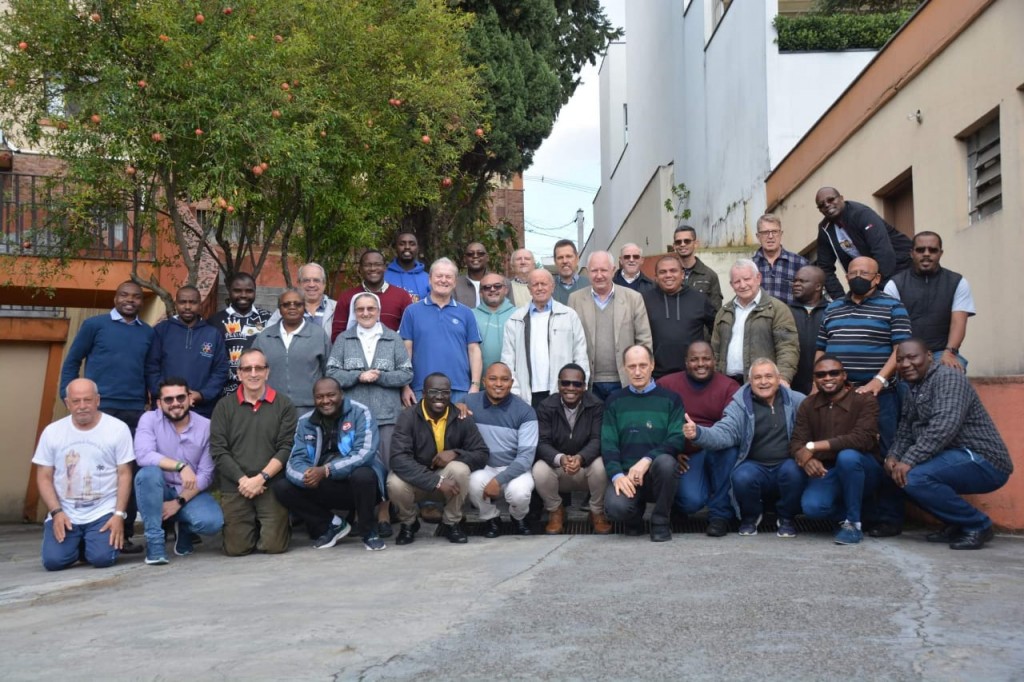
[35,186,1012,570]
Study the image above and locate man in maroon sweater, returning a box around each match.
[332,249,413,342]
[657,341,740,536]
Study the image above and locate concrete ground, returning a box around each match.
[1,521,1023,681]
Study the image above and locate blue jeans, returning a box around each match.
[931,350,967,371]
[902,448,1008,532]
[675,447,739,520]
[731,459,804,520]
[41,513,119,571]
[134,466,224,548]
[591,382,621,402]
[800,450,883,523]
[867,388,906,526]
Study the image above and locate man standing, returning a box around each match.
[145,285,229,418]
[332,249,413,340]
[685,359,805,537]
[711,259,799,385]
[533,363,611,534]
[752,214,808,305]
[466,363,538,537]
[815,186,912,299]
[271,377,387,551]
[399,257,483,403]
[454,241,489,308]
[60,279,153,553]
[789,356,881,545]
[789,265,829,395]
[134,377,224,565]
[210,272,273,397]
[473,273,516,370]
[602,345,686,542]
[673,225,723,310]
[884,231,974,371]
[502,268,589,407]
[817,256,912,538]
[268,262,336,333]
[387,373,490,545]
[210,348,297,556]
[34,379,134,571]
[384,230,430,302]
[552,239,590,304]
[612,242,655,294]
[657,341,740,537]
[508,248,536,307]
[887,339,1012,550]
[569,251,652,400]
[643,254,717,379]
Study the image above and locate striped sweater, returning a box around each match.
[464,393,538,486]
[601,386,686,479]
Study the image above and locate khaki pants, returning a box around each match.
[387,461,470,525]
[532,456,608,515]
[220,489,291,556]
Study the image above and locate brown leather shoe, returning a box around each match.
[545,506,565,535]
[590,511,612,535]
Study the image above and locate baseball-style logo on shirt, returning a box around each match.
[341,421,353,432]
[200,342,214,357]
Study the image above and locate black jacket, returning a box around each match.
[535,391,604,467]
[612,269,656,295]
[817,200,912,299]
[389,403,489,490]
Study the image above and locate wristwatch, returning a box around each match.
[113,510,128,520]
[176,496,187,507]
[175,461,186,472]
[874,374,890,389]
[260,472,271,483]
[805,441,815,452]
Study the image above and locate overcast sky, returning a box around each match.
[522,2,625,265]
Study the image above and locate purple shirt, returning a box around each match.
[134,409,215,493]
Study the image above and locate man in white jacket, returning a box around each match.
[502,269,589,408]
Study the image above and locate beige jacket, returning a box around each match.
[568,286,652,387]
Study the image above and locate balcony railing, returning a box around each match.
[0,171,154,261]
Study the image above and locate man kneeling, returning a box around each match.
[272,378,387,551]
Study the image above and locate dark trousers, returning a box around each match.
[100,407,143,539]
[604,454,677,528]
[271,466,381,538]
[530,392,550,409]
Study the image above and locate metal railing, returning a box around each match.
[0,171,154,261]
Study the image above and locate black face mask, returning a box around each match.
[848,277,874,296]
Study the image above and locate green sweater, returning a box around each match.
[601,386,686,479]
[210,387,297,492]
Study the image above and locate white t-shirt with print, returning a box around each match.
[32,414,135,525]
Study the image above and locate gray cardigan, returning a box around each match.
[326,326,412,426]
[251,321,331,412]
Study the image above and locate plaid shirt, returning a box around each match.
[753,248,809,305]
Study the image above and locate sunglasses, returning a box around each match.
[280,301,304,308]
[465,250,487,257]
[559,380,585,388]
[621,254,641,260]
[813,369,844,379]
[161,394,189,405]
[674,238,695,245]
[480,283,505,292]
[913,246,940,254]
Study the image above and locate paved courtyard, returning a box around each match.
[2,522,1023,681]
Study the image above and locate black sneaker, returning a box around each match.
[377,521,394,539]
[512,518,532,536]
[706,517,729,537]
[442,522,468,544]
[173,522,194,557]
[395,523,417,545]
[867,522,902,538]
[925,525,962,543]
[482,518,501,538]
[312,519,351,549]
[121,538,144,554]
[363,533,387,551]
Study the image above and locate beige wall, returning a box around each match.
[770,0,1023,377]
[0,343,49,519]
[589,166,677,264]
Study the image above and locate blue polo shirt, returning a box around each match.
[817,291,912,385]
[399,296,481,392]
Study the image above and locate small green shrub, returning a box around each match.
[773,10,914,51]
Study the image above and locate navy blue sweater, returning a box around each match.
[60,312,154,410]
[145,316,229,416]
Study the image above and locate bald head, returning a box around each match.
[792,265,825,305]
[846,257,880,299]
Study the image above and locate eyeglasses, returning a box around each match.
[465,250,487,257]
[559,380,585,388]
[847,271,877,279]
[424,389,451,398]
[238,365,268,374]
[913,246,940,254]
[621,254,641,260]
[480,283,505,292]
[674,238,695,245]
[161,394,188,405]
[280,301,304,308]
[757,230,781,237]
[813,369,844,379]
